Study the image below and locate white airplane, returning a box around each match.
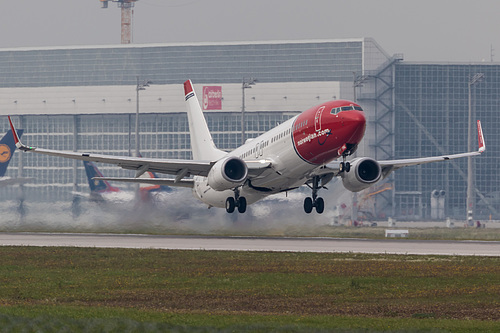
[8,80,486,214]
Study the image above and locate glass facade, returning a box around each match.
[394,63,500,219]
[0,41,364,87]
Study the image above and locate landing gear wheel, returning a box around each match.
[340,161,351,173]
[237,197,247,213]
[315,197,324,214]
[304,197,313,214]
[305,176,328,214]
[225,197,235,213]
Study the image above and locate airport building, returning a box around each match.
[0,38,499,220]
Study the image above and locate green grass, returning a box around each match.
[0,247,498,332]
[0,307,499,332]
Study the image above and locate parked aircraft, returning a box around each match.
[8,80,485,214]
[0,129,31,187]
[78,161,171,204]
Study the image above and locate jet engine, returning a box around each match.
[341,157,382,192]
[207,156,248,191]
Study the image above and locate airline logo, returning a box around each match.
[203,86,222,110]
[314,106,325,132]
[0,144,11,163]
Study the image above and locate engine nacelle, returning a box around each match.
[207,156,248,191]
[341,157,382,192]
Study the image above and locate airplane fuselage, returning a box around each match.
[193,100,366,208]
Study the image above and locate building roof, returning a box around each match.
[0,38,383,88]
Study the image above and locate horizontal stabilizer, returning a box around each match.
[0,177,32,187]
[93,177,194,188]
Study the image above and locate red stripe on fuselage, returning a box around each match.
[292,100,366,165]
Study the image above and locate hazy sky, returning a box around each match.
[1,0,499,62]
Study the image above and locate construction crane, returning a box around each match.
[100,0,139,44]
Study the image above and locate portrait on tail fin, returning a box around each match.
[0,129,23,177]
[0,129,32,187]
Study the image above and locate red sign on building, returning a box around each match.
[202,86,222,110]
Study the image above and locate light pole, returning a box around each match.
[135,76,152,157]
[466,73,484,226]
[353,72,368,102]
[242,77,257,144]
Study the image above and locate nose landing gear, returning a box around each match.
[339,143,357,173]
[339,161,351,173]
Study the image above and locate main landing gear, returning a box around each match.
[304,157,352,214]
[304,176,325,214]
[225,188,247,213]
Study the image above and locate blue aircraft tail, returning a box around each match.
[83,161,120,193]
[0,129,23,177]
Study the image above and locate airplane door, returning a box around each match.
[315,106,325,132]
[255,141,264,158]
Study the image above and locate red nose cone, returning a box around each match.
[292,101,367,165]
[344,110,366,144]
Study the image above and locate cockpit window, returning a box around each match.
[331,105,364,114]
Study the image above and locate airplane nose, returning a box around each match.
[344,111,366,143]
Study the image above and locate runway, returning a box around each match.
[0,233,499,256]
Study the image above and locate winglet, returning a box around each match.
[184,80,195,101]
[8,116,21,147]
[477,120,485,153]
[8,116,32,151]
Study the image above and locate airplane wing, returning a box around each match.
[378,120,485,177]
[8,116,271,184]
[8,116,213,179]
[92,160,272,188]
[317,120,486,179]
[0,177,32,187]
[378,151,481,177]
